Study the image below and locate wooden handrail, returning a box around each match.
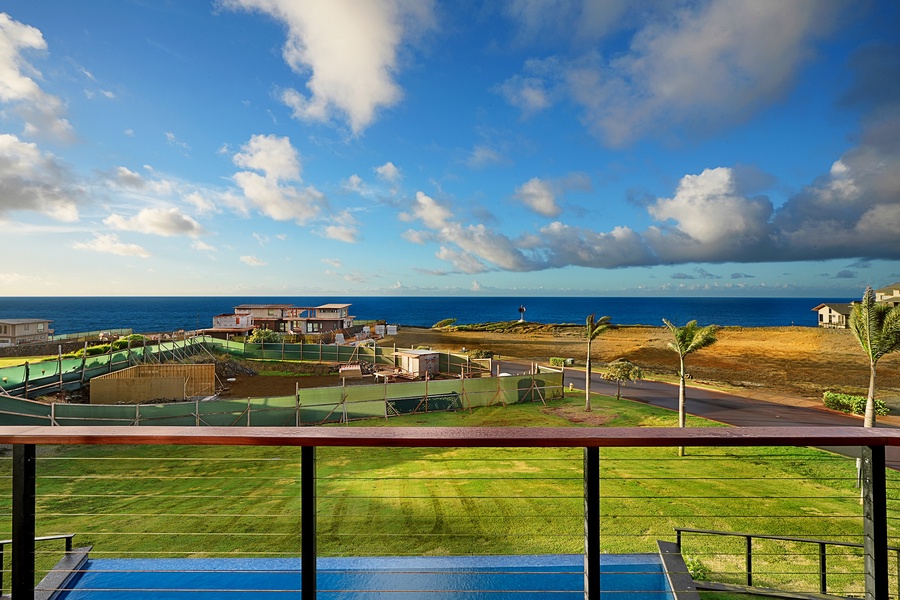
[0,425,899,448]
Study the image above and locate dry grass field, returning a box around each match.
[385,325,900,403]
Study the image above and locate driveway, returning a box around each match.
[495,360,900,468]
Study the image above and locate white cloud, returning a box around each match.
[184,191,218,215]
[73,233,150,258]
[192,240,217,252]
[233,134,301,181]
[0,133,81,221]
[231,134,325,224]
[466,145,506,169]
[240,255,266,267]
[322,210,360,243]
[647,167,772,257]
[375,161,401,182]
[400,191,452,229]
[104,207,205,237]
[514,177,559,217]
[165,131,190,153]
[502,3,842,146]
[0,13,74,141]
[435,246,488,274]
[225,0,436,134]
[321,258,342,268]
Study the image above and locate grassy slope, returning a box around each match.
[0,391,889,596]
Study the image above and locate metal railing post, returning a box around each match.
[302,445,317,600]
[819,542,827,594]
[12,444,36,597]
[584,447,599,600]
[862,445,888,600]
[746,535,752,587]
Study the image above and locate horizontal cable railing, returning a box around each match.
[0,426,896,599]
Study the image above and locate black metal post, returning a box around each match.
[12,444,36,597]
[862,445,888,600]
[819,541,827,594]
[302,445,316,600]
[584,447,599,600]
[746,535,752,587]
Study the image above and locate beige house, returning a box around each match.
[393,349,440,379]
[812,282,900,328]
[0,319,54,346]
[812,303,853,329]
[875,282,900,307]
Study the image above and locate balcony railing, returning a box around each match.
[0,425,896,599]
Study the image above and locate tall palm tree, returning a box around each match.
[849,286,900,427]
[663,319,718,455]
[584,313,611,412]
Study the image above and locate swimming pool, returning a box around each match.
[53,554,674,599]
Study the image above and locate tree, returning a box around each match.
[584,313,611,412]
[849,286,900,427]
[663,319,718,455]
[248,328,281,344]
[603,360,644,400]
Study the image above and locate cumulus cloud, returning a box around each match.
[192,240,217,252]
[73,233,150,258]
[225,0,435,134]
[513,173,591,217]
[0,133,81,221]
[231,134,326,224]
[0,13,75,141]
[104,207,205,237]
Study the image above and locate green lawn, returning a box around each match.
[0,391,891,597]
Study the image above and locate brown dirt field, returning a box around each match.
[212,325,900,405]
[384,325,900,402]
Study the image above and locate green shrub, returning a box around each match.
[84,344,111,356]
[549,357,567,367]
[432,318,457,329]
[468,349,493,359]
[248,328,282,343]
[684,556,711,581]
[822,391,889,416]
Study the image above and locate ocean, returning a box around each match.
[0,296,848,335]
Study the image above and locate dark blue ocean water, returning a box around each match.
[0,296,847,335]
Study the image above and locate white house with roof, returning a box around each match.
[812,282,900,328]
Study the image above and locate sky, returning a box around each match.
[1,1,899,298]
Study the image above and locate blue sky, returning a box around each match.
[1,1,898,297]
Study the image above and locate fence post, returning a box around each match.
[584,446,599,600]
[302,446,317,600]
[12,444,36,598]
[746,535,753,586]
[862,445,888,600]
[819,542,827,594]
[23,362,29,398]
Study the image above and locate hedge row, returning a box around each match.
[822,391,889,416]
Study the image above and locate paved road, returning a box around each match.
[496,360,900,468]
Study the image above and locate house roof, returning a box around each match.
[317,303,351,309]
[0,318,52,324]
[811,303,853,315]
[875,282,900,295]
[233,304,294,309]
[392,349,438,357]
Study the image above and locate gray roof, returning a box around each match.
[811,303,853,315]
[0,318,52,324]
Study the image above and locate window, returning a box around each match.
[38,323,44,332]
[24,324,29,331]
[307,322,321,333]
[268,309,275,316]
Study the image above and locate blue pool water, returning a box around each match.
[54,555,673,599]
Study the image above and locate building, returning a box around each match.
[202,313,255,340]
[811,303,853,329]
[284,304,354,334]
[875,282,900,307]
[812,282,900,328]
[0,318,54,346]
[217,303,356,337]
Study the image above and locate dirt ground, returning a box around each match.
[214,325,900,404]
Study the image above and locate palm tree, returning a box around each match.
[584,313,611,412]
[849,286,900,427]
[663,319,719,455]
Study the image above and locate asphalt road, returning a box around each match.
[496,360,899,468]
